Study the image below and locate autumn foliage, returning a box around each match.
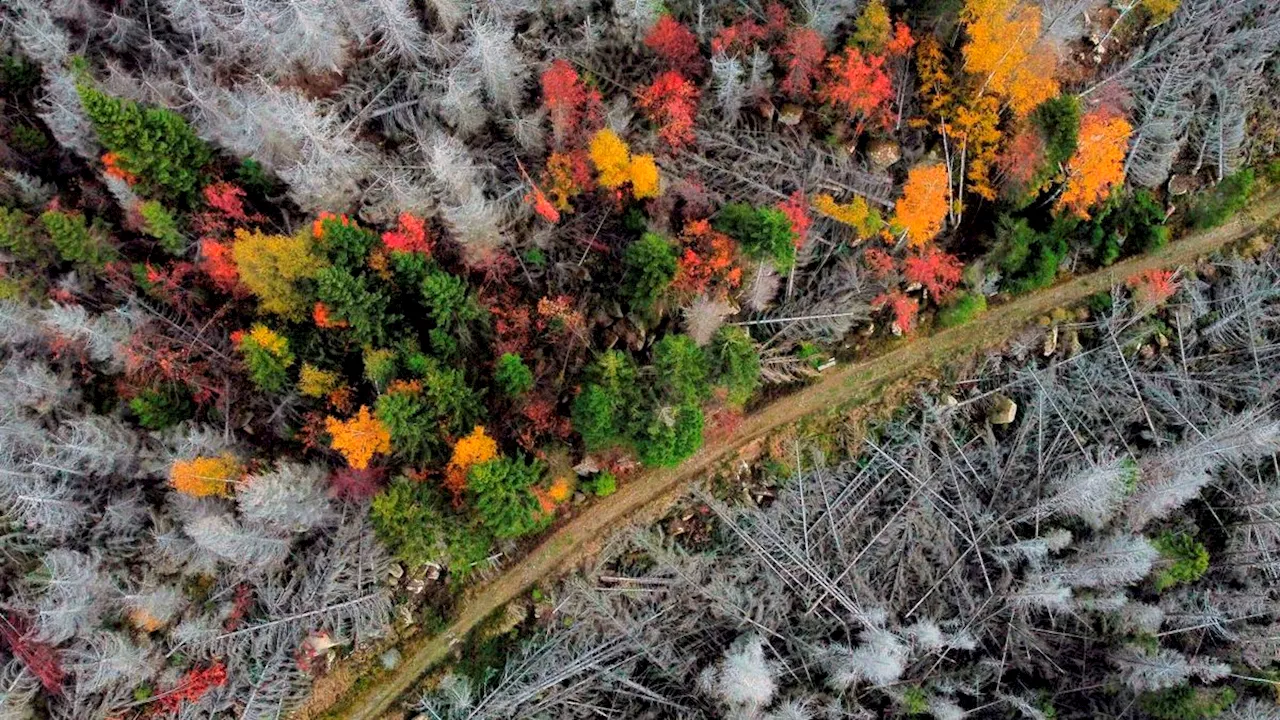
[644,16,702,76]
[872,290,920,335]
[962,0,1059,117]
[444,425,499,501]
[1127,269,1179,307]
[171,454,242,497]
[903,246,964,300]
[327,406,392,470]
[636,71,700,149]
[820,48,892,130]
[541,59,602,148]
[1057,110,1132,218]
[776,27,827,100]
[892,164,950,245]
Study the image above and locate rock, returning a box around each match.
[1168,174,1199,196]
[1043,325,1059,356]
[778,103,803,126]
[424,563,441,581]
[387,563,404,579]
[396,605,415,627]
[1066,328,1082,358]
[405,578,426,595]
[379,649,402,670]
[989,394,1018,425]
[867,138,901,171]
[940,393,958,408]
[1157,332,1169,349]
[572,491,587,504]
[573,456,601,476]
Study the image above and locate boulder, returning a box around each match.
[989,394,1018,425]
[868,139,901,171]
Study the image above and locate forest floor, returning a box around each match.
[307,192,1280,720]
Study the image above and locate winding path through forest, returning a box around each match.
[317,194,1280,720]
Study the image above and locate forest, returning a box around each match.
[0,0,1277,717]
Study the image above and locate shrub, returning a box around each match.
[652,334,710,403]
[370,477,451,568]
[494,353,534,397]
[41,210,116,270]
[129,384,194,430]
[314,214,378,269]
[421,267,484,332]
[621,233,678,314]
[138,201,186,255]
[235,325,294,393]
[636,401,704,467]
[1087,189,1168,265]
[1187,169,1254,229]
[587,471,617,497]
[1152,531,1209,591]
[1264,159,1280,185]
[77,82,211,204]
[1139,685,1236,720]
[1032,95,1081,175]
[709,327,761,407]
[572,351,644,451]
[467,456,550,539]
[0,207,45,265]
[316,266,394,345]
[713,203,796,271]
[937,292,987,328]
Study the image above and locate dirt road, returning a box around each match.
[324,194,1280,720]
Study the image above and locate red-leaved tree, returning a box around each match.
[820,48,892,132]
[644,16,703,77]
[776,27,827,101]
[872,289,919,334]
[541,59,603,148]
[903,246,964,300]
[636,71,701,149]
[0,613,65,694]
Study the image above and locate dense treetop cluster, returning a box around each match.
[0,0,1277,717]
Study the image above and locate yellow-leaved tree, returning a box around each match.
[892,164,950,246]
[590,129,632,189]
[1057,110,1132,218]
[326,406,392,470]
[962,0,1059,117]
[170,454,242,497]
[231,228,326,319]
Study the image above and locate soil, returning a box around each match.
[302,194,1280,720]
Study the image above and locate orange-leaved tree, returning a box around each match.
[892,163,950,246]
[1057,109,1132,218]
[444,425,498,501]
[326,406,392,470]
[171,454,242,497]
[962,0,1059,117]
